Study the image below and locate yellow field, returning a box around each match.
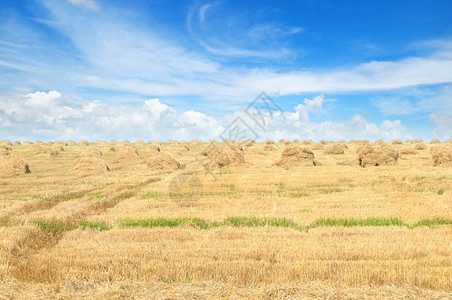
[0,141,451,299]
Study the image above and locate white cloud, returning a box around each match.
[372,84,452,117]
[67,0,99,11]
[0,91,412,142]
[429,113,452,140]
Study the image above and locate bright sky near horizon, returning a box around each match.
[0,0,451,142]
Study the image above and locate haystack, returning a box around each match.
[0,145,12,151]
[35,146,59,157]
[200,142,221,157]
[324,144,345,155]
[430,138,441,144]
[148,144,161,153]
[0,140,12,146]
[292,139,300,143]
[189,139,202,145]
[135,140,145,146]
[79,140,89,147]
[110,139,117,145]
[265,139,276,145]
[55,141,67,147]
[0,155,30,176]
[279,139,291,145]
[53,145,65,151]
[80,147,103,157]
[239,139,255,151]
[72,157,110,174]
[102,145,115,152]
[301,139,313,145]
[201,144,245,169]
[414,143,427,150]
[374,139,385,145]
[13,141,21,145]
[260,143,278,153]
[356,140,370,145]
[356,145,399,167]
[391,139,403,145]
[275,144,317,169]
[319,140,328,145]
[337,142,348,149]
[116,146,139,158]
[67,140,76,146]
[431,146,452,167]
[146,152,180,172]
[23,141,33,146]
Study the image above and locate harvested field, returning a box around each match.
[0,139,451,299]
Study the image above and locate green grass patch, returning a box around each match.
[86,191,105,199]
[319,187,342,194]
[411,218,452,228]
[140,192,161,199]
[330,204,344,209]
[77,221,110,231]
[311,217,404,228]
[30,220,70,233]
[30,220,110,232]
[437,188,445,195]
[289,190,309,197]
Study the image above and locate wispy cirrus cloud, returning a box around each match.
[187,1,302,60]
[67,0,100,11]
[1,1,452,107]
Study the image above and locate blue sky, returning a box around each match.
[0,0,451,142]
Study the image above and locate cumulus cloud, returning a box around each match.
[223,94,409,142]
[0,91,413,142]
[0,91,222,141]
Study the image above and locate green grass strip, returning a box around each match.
[28,217,452,234]
[30,220,110,233]
[118,216,452,232]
